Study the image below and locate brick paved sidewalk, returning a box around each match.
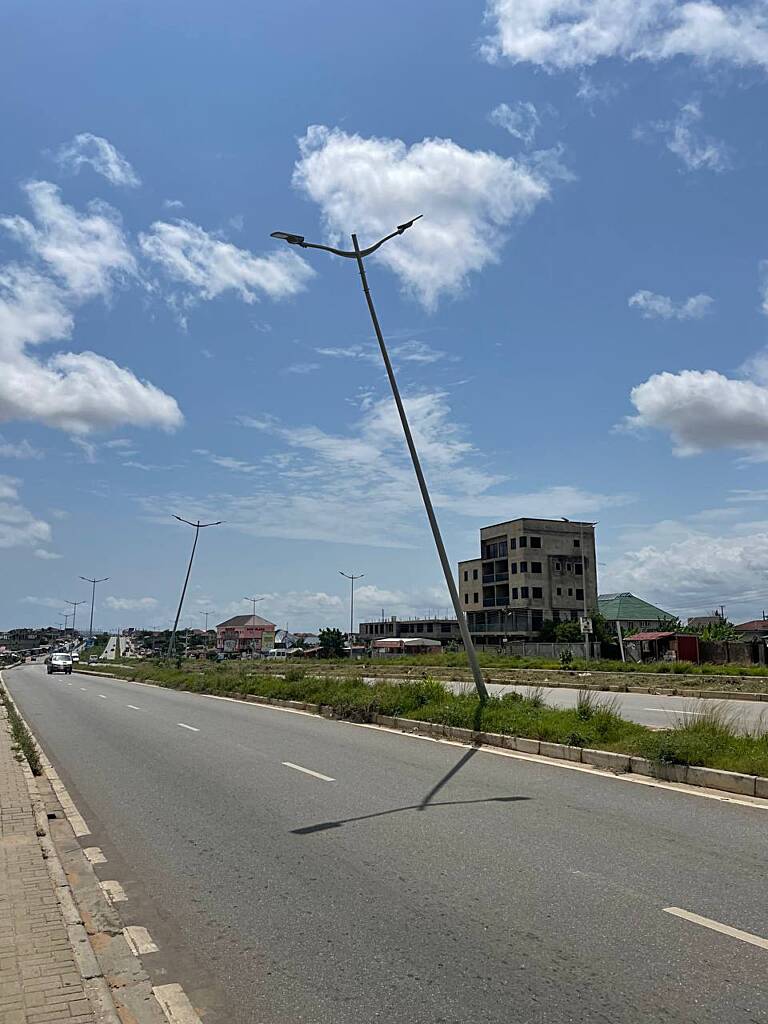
[0,707,96,1024]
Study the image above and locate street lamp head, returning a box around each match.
[396,214,423,234]
[270,231,305,245]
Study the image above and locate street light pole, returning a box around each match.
[271,219,488,701]
[244,597,265,657]
[339,571,364,638]
[66,599,86,639]
[80,576,109,641]
[168,516,223,658]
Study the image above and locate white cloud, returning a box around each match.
[624,368,768,455]
[139,219,314,304]
[163,199,184,210]
[0,436,42,459]
[55,133,140,188]
[628,289,714,319]
[20,596,65,609]
[489,101,542,146]
[0,475,51,549]
[482,0,768,71]
[1,182,136,299]
[293,125,560,310]
[143,389,630,550]
[635,100,731,172]
[0,191,182,435]
[194,449,258,474]
[33,548,61,560]
[284,362,320,375]
[105,596,158,610]
[316,339,449,365]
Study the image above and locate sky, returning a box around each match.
[4,0,768,632]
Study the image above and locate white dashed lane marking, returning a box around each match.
[282,761,335,782]
[127,704,141,710]
[100,880,127,904]
[83,847,107,865]
[123,925,159,955]
[98,694,107,699]
[177,723,199,732]
[664,907,768,951]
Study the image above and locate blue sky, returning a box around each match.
[4,0,768,631]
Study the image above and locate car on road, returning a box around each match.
[47,652,73,675]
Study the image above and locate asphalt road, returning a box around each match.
[6,664,768,1024]
[434,678,768,732]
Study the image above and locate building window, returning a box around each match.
[509,537,516,550]
[532,587,543,599]
[519,536,528,548]
[509,562,517,574]
[464,594,468,604]
[556,587,562,596]
[511,587,518,600]
[463,570,468,582]
[531,561,542,573]
[473,593,479,604]
[519,561,528,573]
[576,589,584,601]
[441,624,451,633]
[520,586,529,598]
[566,563,573,573]
[574,538,580,547]
[568,588,573,597]
[531,537,541,548]
[553,560,561,572]
[427,623,434,632]
[575,563,583,576]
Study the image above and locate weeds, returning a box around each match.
[1,684,42,775]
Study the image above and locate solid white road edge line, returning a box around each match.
[282,761,335,782]
[644,708,705,716]
[664,907,768,951]
[153,983,203,1024]
[177,722,199,732]
[83,846,106,865]
[123,925,159,956]
[99,880,127,904]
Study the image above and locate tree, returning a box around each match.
[318,627,346,659]
[554,620,582,642]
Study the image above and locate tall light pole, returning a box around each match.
[202,610,213,633]
[80,576,109,642]
[244,597,265,657]
[271,219,488,701]
[168,516,223,658]
[339,571,364,638]
[66,599,86,638]
[562,518,598,663]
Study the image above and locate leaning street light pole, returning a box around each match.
[339,571,364,639]
[271,218,488,701]
[80,576,109,642]
[168,516,223,659]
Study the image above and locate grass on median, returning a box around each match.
[1,682,42,775]
[86,662,768,778]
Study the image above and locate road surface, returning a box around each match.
[101,633,119,660]
[5,663,768,1024]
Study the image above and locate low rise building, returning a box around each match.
[216,614,277,655]
[598,593,675,636]
[358,616,460,645]
[733,619,768,640]
[458,517,598,644]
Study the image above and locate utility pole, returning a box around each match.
[244,597,265,657]
[339,571,364,638]
[80,576,109,642]
[168,516,223,658]
[271,218,488,701]
[66,599,86,639]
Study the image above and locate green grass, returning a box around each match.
[1,683,42,775]
[86,663,768,777]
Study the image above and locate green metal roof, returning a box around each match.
[597,592,674,622]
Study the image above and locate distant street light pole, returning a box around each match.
[244,597,265,657]
[80,576,109,641]
[339,571,364,638]
[66,599,86,638]
[561,518,599,663]
[202,610,213,633]
[168,516,223,658]
[271,218,488,701]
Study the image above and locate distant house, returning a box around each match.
[687,612,725,629]
[623,631,700,664]
[372,637,443,657]
[597,593,674,636]
[733,619,768,640]
[216,614,277,655]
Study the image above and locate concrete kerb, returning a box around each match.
[77,667,768,802]
[1,672,167,1024]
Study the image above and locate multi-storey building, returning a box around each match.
[458,518,598,644]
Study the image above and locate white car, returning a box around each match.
[47,652,73,675]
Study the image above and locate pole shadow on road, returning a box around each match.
[291,746,531,835]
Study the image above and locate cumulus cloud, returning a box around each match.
[1,182,136,299]
[0,475,51,549]
[105,596,158,610]
[624,368,768,455]
[488,101,542,146]
[139,219,314,304]
[293,125,560,310]
[55,133,140,188]
[0,188,182,434]
[635,100,731,172]
[482,0,768,70]
[628,289,714,319]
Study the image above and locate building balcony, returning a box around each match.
[482,572,509,584]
